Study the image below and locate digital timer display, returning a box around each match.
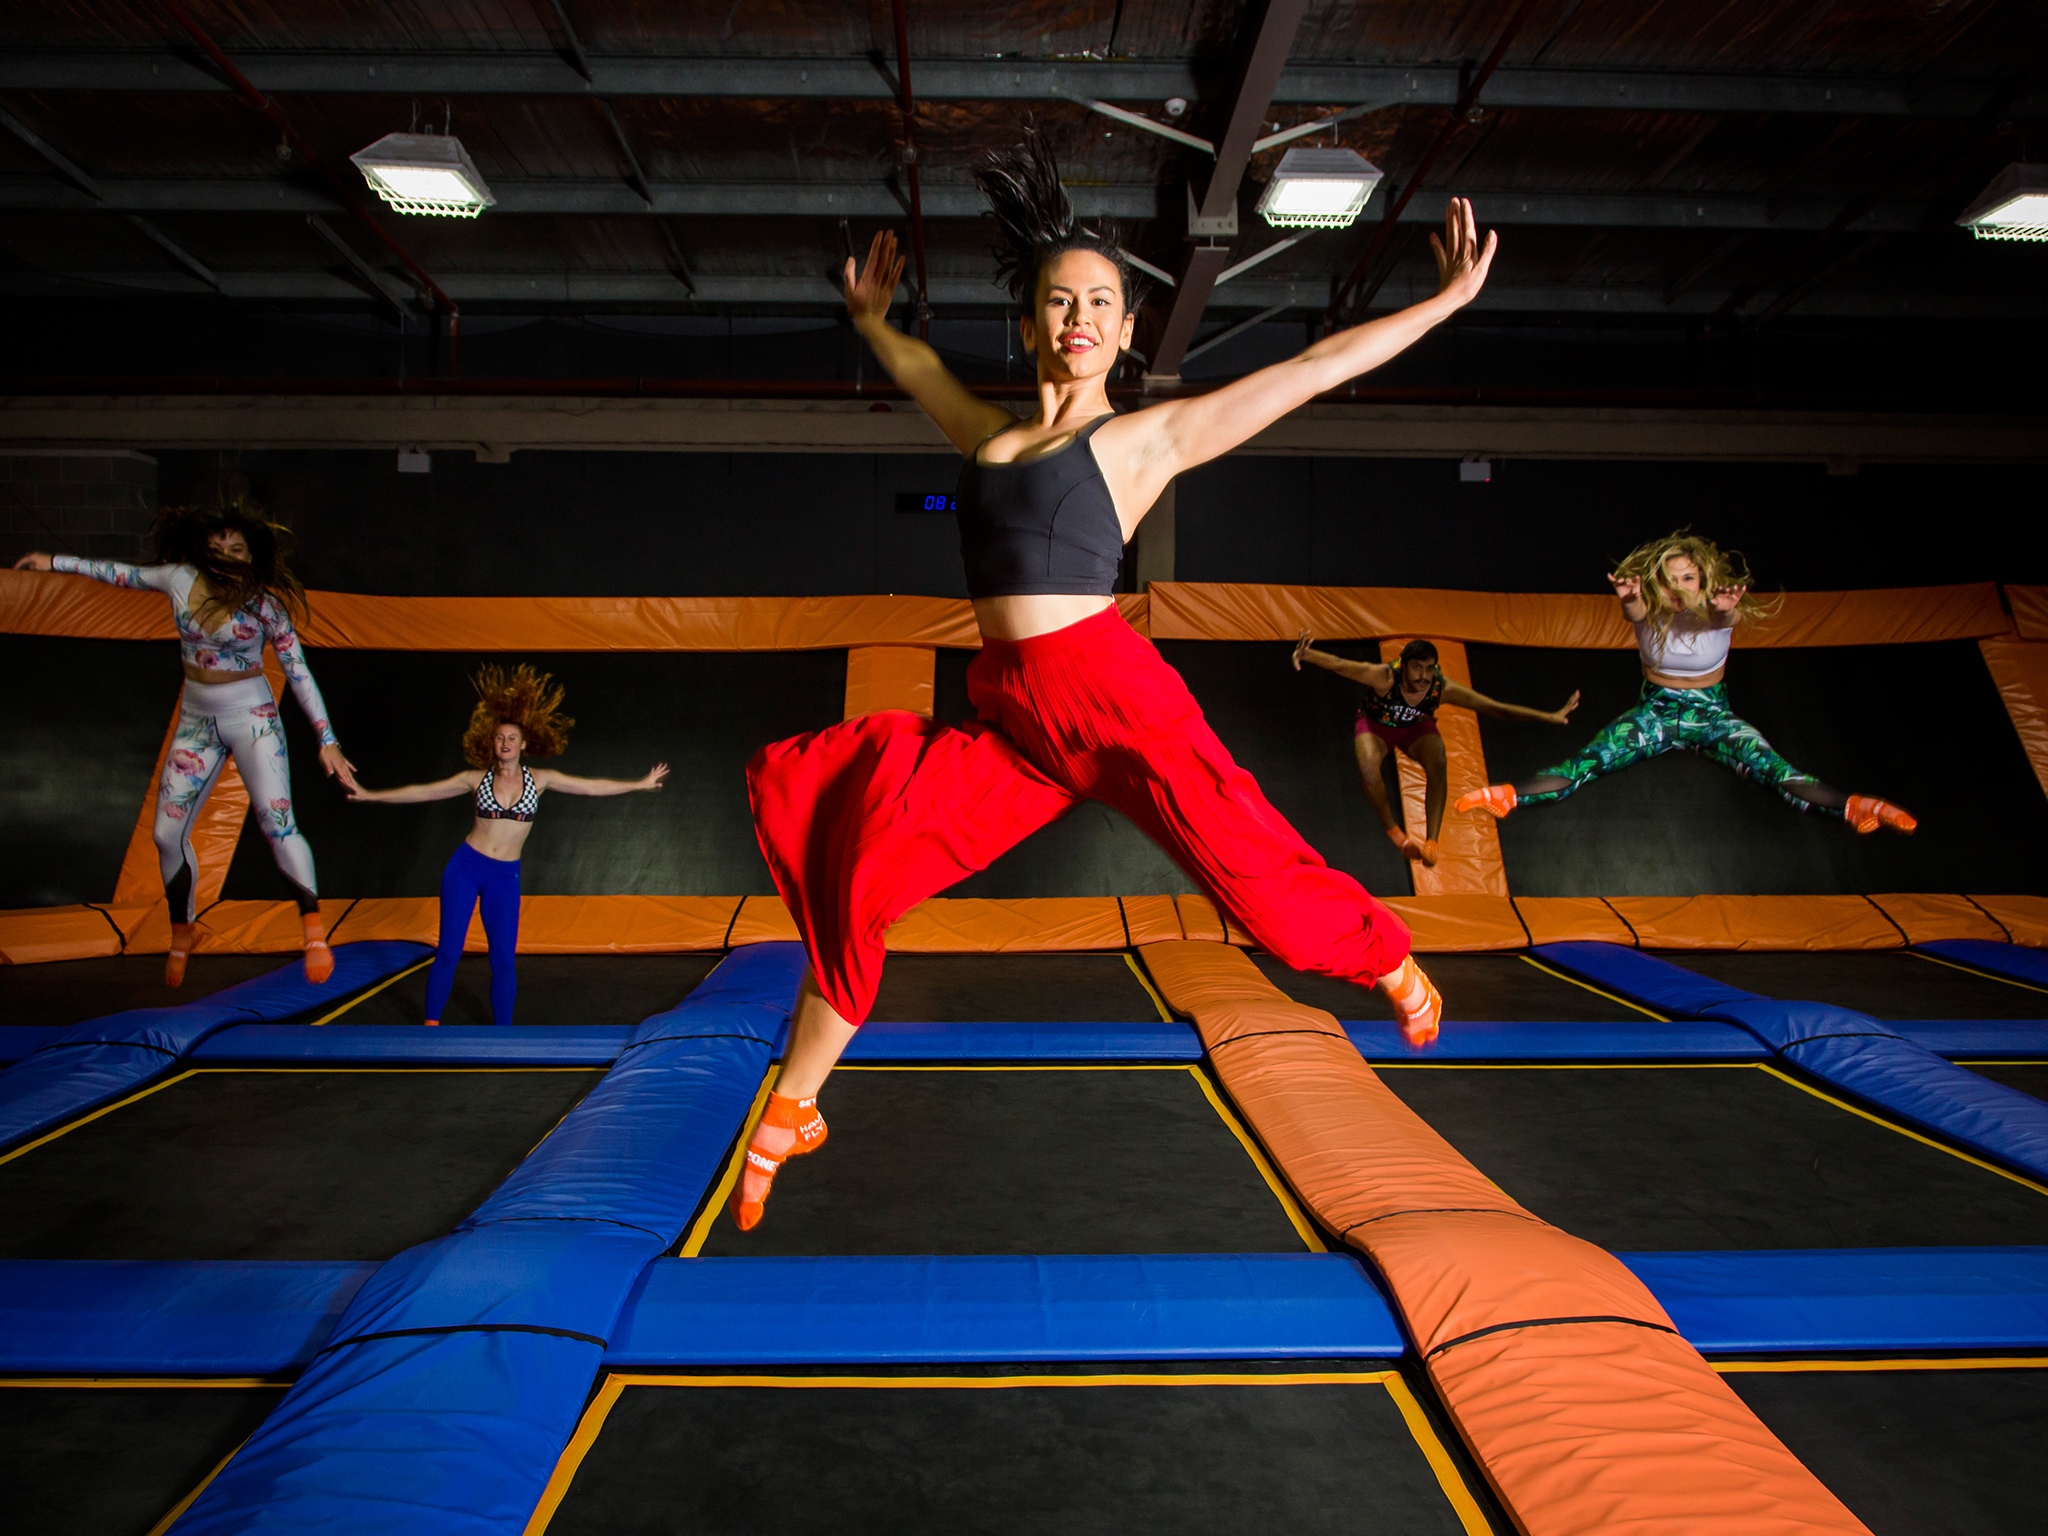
[894,492,961,513]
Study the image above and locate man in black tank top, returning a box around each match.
[1294,634,1580,867]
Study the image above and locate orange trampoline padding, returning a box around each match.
[1382,894,1525,952]
[1377,638,1506,898]
[883,898,1130,952]
[0,905,128,964]
[1433,1322,1867,1535]
[1511,897,1639,947]
[1867,893,2013,945]
[1603,894,1902,950]
[1119,894,1184,945]
[842,646,935,720]
[1139,939,1868,1536]
[2004,584,2048,641]
[1969,895,2048,948]
[1980,636,2048,802]
[1174,893,1254,947]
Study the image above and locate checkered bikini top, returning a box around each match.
[475,764,539,822]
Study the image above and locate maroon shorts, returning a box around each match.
[1354,714,1441,753]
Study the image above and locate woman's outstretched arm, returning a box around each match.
[535,763,669,797]
[846,231,1016,455]
[349,771,479,804]
[1106,199,1495,507]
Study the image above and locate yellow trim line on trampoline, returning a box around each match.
[1516,953,1671,1021]
[679,1066,779,1258]
[1715,1356,2048,1374]
[1910,949,2048,997]
[303,956,432,1026]
[1124,950,1178,1024]
[522,1370,1489,1536]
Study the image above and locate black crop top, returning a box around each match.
[954,415,1126,599]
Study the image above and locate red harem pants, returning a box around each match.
[746,604,1411,1025]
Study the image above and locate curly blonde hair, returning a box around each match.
[1614,529,1780,640]
[460,664,573,768]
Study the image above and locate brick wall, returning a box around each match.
[0,451,158,562]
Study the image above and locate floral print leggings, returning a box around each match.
[1518,681,1846,817]
[156,676,319,921]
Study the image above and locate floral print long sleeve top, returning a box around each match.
[52,557,339,745]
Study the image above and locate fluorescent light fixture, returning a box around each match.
[1255,147,1383,229]
[350,133,496,218]
[1459,454,1492,483]
[1956,162,2048,242]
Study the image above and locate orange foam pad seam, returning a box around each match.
[0,905,128,964]
[1604,895,1902,950]
[1866,893,2012,945]
[1511,897,1639,947]
[1137,939,1868,1535]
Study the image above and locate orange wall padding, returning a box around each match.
[1377,638,1505,897]
[1979,637,2048,801]
[1603,894,1902,950]
[842,646,935,719]
[1867,893,2013,945]
[1512,896,1639,947]
[1138,940,1869,1536]
[1147,580,2009,649]
[0,905,128,964]
[2009,585,2048,641]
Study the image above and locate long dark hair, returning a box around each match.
[973,128,1150,313]
[150,497,308,627]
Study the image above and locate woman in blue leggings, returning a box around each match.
[349,664,667,1025]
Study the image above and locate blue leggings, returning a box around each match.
[423,841,521,1026]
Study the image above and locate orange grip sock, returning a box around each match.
[732,1091,829,1232]
[302,912,333,985]
[1379,955,1443,1048]
[164,922,197,989]
[1844,794,1917,835]
[1453,784,1517,821]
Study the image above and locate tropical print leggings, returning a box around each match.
[1519,681,1844,817]
[155,675,319,921]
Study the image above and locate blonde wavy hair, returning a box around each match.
[460,664,574,768]
[1614,529,1780,640]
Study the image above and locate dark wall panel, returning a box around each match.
[1471,639,2048,897]
[220,648,844,901]
[0,636,178,908]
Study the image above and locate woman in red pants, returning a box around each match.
[738,132,1498,1229]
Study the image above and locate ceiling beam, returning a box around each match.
[0,105,102,198]
[121,214,218,289]
[0,179,1950,231]
[6,267,2034,320]
[1149,0,1309,379]
[3,53,2042,119]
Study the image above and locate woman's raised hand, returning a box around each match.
[1607,572,1641,603]
[1547,689,1582,725]
[12,552,53,571]
[641,763,670,791]
[843,229,906,329]
[1429,197,1497,310]
[1292,629,1315,670]
[1710,583,1747,613]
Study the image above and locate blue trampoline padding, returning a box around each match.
[1623,1247,2048,1353]
[0,1026,67,1062]
[0,1260,377,1374]
[604,1253,1403,1365]
[1917,939,2048,990]
[191,1023,636,1065]
[1704,998,2048,1179]
[0,940,432,1152]
[1531,941,1758,1018]
[623,941,806,1052]
[842,1018,1204,1061]
[174,1328,602,1536]
[1892,1021,2048,1057]
[1341,1018,1768,1061]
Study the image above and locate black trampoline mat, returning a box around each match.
[0,952,295,1030]
[2,1383,283,1536]
[867,954,1168,1024]
[1652,951,2047,1020]
[1724,1365,2048,1536]
[0,1067,600,1260]
[543,1369,1484,1536]
[1967,1063,2048,1102]
[1251,951,1654,1024]
[1374,1063,2048,1251]
[696,1067,1311,1258]
[280,953,725,1028]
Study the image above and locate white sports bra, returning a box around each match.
[1633,615,1733,679]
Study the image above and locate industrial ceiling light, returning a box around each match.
[1956,162,2048,242]
[1255,147,1384,229]
[349,132,496,218]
